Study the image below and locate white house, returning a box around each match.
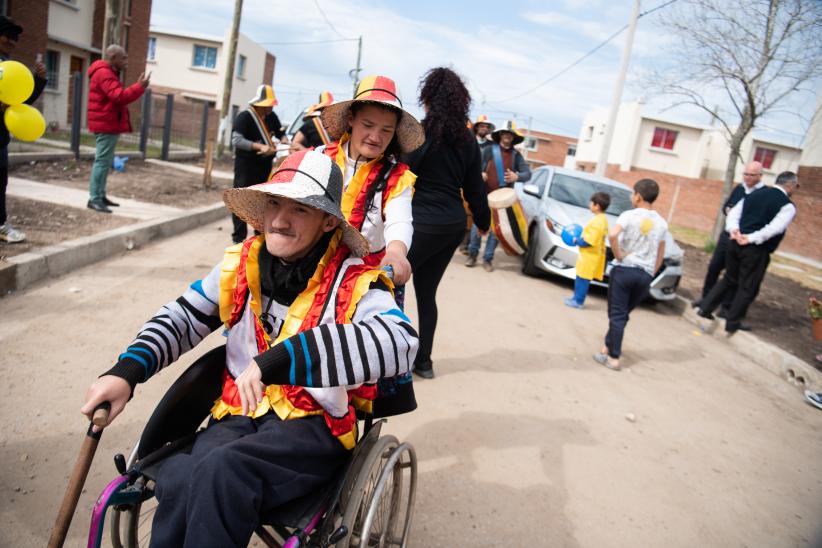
[146,27,276,140]
[575,101,802,185]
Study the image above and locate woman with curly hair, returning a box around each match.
[404,67,491,379]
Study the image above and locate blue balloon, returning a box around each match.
[561,223,583,246]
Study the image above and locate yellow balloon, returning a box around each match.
[5,103,46,142]
[0,61,35,106]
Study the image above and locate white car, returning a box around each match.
[516,166,683,301]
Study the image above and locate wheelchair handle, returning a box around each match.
[91,401,111,428]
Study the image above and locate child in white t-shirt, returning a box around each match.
[594,178,668,371]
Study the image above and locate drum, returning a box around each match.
[487,187,528,256]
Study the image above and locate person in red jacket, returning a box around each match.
[86,44,149,213]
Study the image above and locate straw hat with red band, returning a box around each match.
[320,75,425,153]
[472,114,495,132]
[249,85,279,107]
[492,120,524,145]
[223,150,369,257]
[304,90,335,118]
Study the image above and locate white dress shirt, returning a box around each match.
[726,185,796,245]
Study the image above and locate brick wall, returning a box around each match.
[8,0,48,68]
[525,130,576,168]
[263,52,276,86]
[596,164,821,261]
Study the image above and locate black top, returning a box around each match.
[402,128,491,234]
[723,184,748,214]
[297,118,325,149]
[739,186,792,253]
[0,58,47,149]
[233,109,284,184]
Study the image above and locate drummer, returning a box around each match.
[466,120,531,272]
[290,91,334,151]
[318,75,423,284]
[230,85,289,244]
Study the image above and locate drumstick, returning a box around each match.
[47,402,111,548]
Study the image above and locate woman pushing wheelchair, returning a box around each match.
[80,150,419,547]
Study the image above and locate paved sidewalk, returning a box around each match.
[7,176,183,220]
[146,158,233,180]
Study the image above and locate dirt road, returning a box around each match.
[1,219,820,547]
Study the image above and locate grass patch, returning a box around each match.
[669,224,712,249]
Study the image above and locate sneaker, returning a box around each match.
[465,255,477,267]
[0,223,26,243]
[804,390,822,411]
[482,261,494,272]
[458,245,469,256]
[563,297,583,309]
[87,200,112,214]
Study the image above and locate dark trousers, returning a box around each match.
[605,266,652,359]
[699,231,736,309]
[150,413,346,548]
[0,146,8,225]
[700,240,770,331]
[407,228,464,370]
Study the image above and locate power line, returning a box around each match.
[491,0,679,103]
[258,38,358,45]
[312,0,352,40]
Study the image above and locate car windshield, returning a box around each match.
[547,174,632,215]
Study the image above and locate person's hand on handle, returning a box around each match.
[137,71,151,88]
[80,376,131,433]
[236,361,265,416]
[254,143,274,156]
[380,242,412,285]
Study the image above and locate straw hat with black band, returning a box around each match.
[492,120,524,146]
[223,150,369,257]
[320,75,424,153]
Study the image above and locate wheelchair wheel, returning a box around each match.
[110,478,157,548]
[337,436,417,547]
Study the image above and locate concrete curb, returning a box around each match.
[676,296,822,392]
[9,150,201,166]
[0,203,227,296]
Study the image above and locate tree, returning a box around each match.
[649,0,822,242]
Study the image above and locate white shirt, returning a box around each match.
[613,208,669,276]
[342,143,413,253]
[725,185,796,245]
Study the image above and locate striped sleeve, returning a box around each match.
[255,286,418,387]
[103,264,223,389]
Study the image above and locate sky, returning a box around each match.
[150,0,820,148]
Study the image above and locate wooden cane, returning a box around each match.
[47,402,111,548]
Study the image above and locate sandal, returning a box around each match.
[593,352,622,371]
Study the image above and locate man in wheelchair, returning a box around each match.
[80,150,419,547]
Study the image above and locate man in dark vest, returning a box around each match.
[693,160,766,313]
[698,171,799,333]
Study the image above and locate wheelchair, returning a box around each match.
[86,345,418,547]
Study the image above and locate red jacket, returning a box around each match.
[86,60,145,134]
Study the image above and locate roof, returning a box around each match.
[149,27,224,44]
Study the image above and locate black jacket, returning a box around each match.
[0,56,47,149]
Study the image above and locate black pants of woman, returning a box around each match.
[407,227,464,376]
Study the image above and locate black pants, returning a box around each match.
[699,231,736,309]
[407,228,464,370]
[150,413,346,548]
[605,266,652,359]
[0,146,8,225]
[700,240,770,331]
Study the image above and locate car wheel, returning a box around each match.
[521,225,541,277]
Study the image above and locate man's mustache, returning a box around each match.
[267,228,295,237]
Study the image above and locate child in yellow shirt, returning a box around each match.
[564,192,611,309]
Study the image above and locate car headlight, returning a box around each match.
[545,216,564,236]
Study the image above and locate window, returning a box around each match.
[585,125,594,140]
[45,50,60,90]
[236,54,246,78]
[193,45,218,69]
[0,0,7,15]
[147,37,156,61]
[651,127,678,150]
[548,174,633,215]
[566,144,577,157]
[523,136,537,152]
[529,169,550,196]
[754,146,777,170]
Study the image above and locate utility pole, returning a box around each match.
[349,36,362,96]
[595,0,640,177]
[523,115,533,162]
[217,0,243,157]
[102,0,122,48]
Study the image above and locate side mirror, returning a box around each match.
[523,183,541,197]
